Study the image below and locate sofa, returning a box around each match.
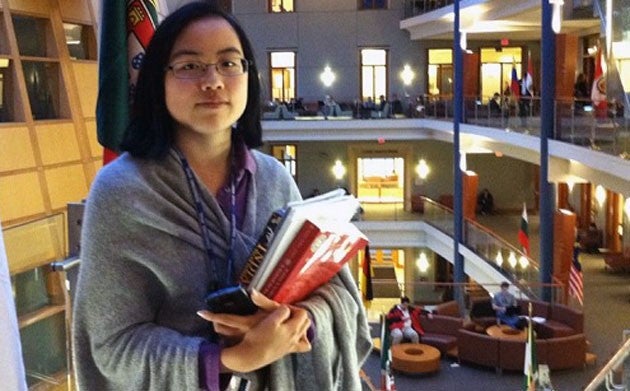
[420,314,463,354]
[432,300,460,317]
[604,247,630,272]
[536,303,584,339]
[457,328,586,372]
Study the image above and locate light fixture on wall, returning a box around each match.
[518,255,529,269]
[417,252,430,273]
[400,65,415,86]
[595,185,607,208]
[508,251,517,268]
[320,65,335,87]
[415,159,430,180]
[495,251,504,267]
[331,159,346,180]
[549,0,564,34]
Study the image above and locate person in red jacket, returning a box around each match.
[386,296,431,344]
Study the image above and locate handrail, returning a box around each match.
[584,330,630,391]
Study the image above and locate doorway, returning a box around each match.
[356,157,404,203]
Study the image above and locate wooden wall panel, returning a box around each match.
[7,0,50,15]
[553,209,577,304]
[44,163,88,209]
[58,0,91,23]
[71,62,97,117]
[0,126,35,171]
[0,172,46,220]
[35,122,81,165]
[85,119,101,158]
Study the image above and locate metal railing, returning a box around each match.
[584,330,630,391]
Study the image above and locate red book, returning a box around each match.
[267,220,368,304]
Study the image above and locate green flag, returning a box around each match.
[97,0,158,162]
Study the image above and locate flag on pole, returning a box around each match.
[590,47,607,120]
[97,0,158,164]
[522,302,538,391]
[379,315,396,391]
[361,245,374,301]
[569,250,584,306]
[510,61,520,101]
[518,203,530,256]
[0,218,28,390]
[521,54,534,96]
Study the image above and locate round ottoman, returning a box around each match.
[391,343,441,374]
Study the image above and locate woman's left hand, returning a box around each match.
[197,290,282,344]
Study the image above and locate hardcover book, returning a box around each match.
[239,188,368,303]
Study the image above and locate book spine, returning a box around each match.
[260,220,321,298]
[238,210,285,287]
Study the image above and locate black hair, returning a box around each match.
[400,296,410,304]
[500,282,510,288]
[120,1,262,159]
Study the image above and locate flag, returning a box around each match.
[361,245,374,301]
[379,314,396,391]
[521,54,533,96]
[522,303,538,391]
[591,48,607,120]
[510,61,520,101]
[518,203,530,256]
[97,0,158,164]
[569,251,584,306]
[0,218,28,390]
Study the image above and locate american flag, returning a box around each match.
[569,253,584,306]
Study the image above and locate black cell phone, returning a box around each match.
[204,285,258,315]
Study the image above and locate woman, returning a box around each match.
[72,2,371,390]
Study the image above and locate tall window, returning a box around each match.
[270,52,295,103]
[427,49,452,97]
[269,0,294,12]
[271,144,297,179]
[361,49,387,101]
[479,47,522,102]
[360,0,387,9]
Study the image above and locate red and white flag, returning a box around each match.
[590,48,607,119]
[518,203,530,256]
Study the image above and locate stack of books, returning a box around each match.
[239,188,368,304]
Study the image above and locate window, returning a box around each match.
[270,52,295,103]
[479,47,522,102]
[63,23,97,60]
[13,16,57,58]
[361,49,387,101]
[269,0,294,12]
[360,0,387,10]
[22,61,64,120]
[427,49,452,97]
[357,157,403,203]
[272,144,297,179]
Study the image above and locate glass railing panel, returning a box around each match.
[584,330,630,391]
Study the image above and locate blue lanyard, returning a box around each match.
[175,148,237,291]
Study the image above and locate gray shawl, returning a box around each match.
[72,149,372,390]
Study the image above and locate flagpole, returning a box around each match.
[540,0,556,302]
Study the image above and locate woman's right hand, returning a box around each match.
[220,302,312,372]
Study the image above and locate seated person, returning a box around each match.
[476,188,494,215]
[492,282,524,329]
[386,296,431,344]
[489,93,502,117]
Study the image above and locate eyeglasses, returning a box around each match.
[167,58,251,79]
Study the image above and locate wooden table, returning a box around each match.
[391,343,441,373]
[486,324,527,341]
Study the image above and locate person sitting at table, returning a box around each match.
[386,296,431,344]
[492,282,524,329]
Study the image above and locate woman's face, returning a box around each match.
[165,16,248,140]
